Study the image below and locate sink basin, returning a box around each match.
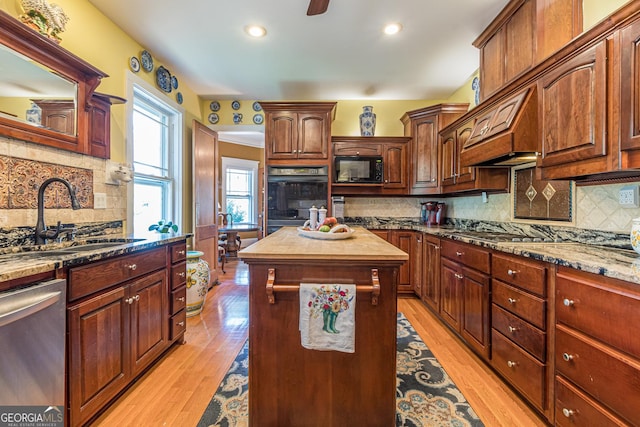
[61,242,129,252]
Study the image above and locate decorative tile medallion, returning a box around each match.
[514,166,571,221]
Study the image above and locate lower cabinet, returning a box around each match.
[389,230,421,295]
[66,242,185,427]
[419,235,440,311]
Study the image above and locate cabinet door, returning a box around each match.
[504,0,534,82]
[129,270,168,376]
[460,266,491,359]
[538,40,608,168]
[455,122,475,185]
[265,112,297,159]
[621,19,640,152]
[412,115,440,190]
[390,230,415,294]
[297,112,329,159]
[441,130,457,188]
[421,235,441,312]
[383,143,407,189]
[440,257,462,332]
[68,287,129,427]
[480,27,505,100]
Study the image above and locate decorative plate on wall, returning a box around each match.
[252,101,262,111]
[208,113,219,124]
[210,101,220,111]
[176,92,183,104]
[129,56,140,73]
[141,50,154,72]
[253,114,264,124]
[171,76,179,90]
[156,66,172,93]
[231,100,241,110]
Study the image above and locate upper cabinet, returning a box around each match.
[620,18,640,169]
[0,10,118,158]
[474,0,583,102]
[261,102,336,164]
[401,103,469,195]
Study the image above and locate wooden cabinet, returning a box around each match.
[400,103,469,195]
[88,93,125,159]
[389,230,420,295]
[439,240,491,360]
[420,234,441,312]
[620,17,640,169]
[66,244,182,426]
[537,39,613,179]
[261,102,335,163]
[441,121,510,194]
[490,253,551,420]
[381,141,408,192]
[555,267,640,425]
[32,99,75,135]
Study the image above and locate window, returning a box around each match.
[127,77,182,234]
[221,157,259,225]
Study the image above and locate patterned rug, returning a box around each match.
[197,313,483,427]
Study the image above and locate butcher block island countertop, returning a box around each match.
[239,226,408,427]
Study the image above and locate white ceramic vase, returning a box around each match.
[631,218,640,255]
[359,106,376,136]
[186,250,210,317]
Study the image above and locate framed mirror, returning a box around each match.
[0,10,107,154]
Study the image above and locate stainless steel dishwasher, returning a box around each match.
[0,279,66,412]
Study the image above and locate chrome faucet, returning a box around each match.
[35,178,82,245]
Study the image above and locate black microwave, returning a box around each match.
[334,156,383,183]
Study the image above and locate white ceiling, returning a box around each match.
[89,0,510,145]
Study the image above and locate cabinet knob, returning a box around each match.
[507,269,516,276]
[508,326,517,333]
[178,272,186,278]
[562,352,574,362]
[178,321,185,327]
[178,250,185,255]
[507,297,517,304]
[134,294,140,301]
[126,297,134,304]
[507,360,516,368]
[126,263,137,271]
[455,251,463,257]
[454,273,464,280]
[563,298,574,307]
[178,296,185,302]
[356,151,360,155]
[431,178,436,182]
[562,408,575,418]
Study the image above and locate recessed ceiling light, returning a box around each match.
[245,25,267,38]
[383,23,402,35]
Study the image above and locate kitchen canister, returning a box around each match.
[631,218,640,255]
[186,250,210,317]
[309,205,318,230]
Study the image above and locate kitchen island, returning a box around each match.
[239,226,408,427]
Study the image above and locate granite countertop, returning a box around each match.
[0,233,190,283]
[347,217,640,285]
[239,226,408,262]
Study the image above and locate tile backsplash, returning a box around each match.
[344,181,640,234]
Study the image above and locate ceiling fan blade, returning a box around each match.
[307,0,330,16]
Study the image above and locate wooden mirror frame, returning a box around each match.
[0,10,107,154]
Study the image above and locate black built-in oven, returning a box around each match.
[266,166,328,234]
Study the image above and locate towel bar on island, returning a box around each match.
[265,267,380,305]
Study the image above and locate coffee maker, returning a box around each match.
[421,201,446,226]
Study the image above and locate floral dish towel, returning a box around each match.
[299,283,356,353]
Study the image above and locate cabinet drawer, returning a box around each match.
[333,142,381,156]
[170,309,186,340]
[69,248,166,301]
[492,253,546,297]
[171,243,187,264]
[491,329,545,410]
[493,280,545,329]
[441,240,490,273]
[492,304,545,362]
[555,325,640,424]
[555,376,628,427]
[556,268,640,357]
[171,261,186,290]
[170,286,186,315]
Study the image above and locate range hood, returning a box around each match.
[459,85,539,167]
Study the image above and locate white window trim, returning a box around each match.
[221,156,259,224]
[126,71,184,233]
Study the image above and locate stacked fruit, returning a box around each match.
[302,217,349,233]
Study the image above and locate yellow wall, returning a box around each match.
[583,0,631,29]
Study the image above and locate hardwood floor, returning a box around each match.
[93,259,546,426]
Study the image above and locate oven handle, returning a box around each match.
[0,291,62,328]
[267,175,328,183]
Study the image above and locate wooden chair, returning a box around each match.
[218,245,226,274]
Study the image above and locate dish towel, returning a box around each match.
[299,283,356,353]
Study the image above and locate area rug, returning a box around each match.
[197,313,483,427]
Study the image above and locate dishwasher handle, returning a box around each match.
[0,290,62,328]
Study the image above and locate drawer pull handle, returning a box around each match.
[508,298,517,304]
[178,250,186,255]
[178,297,185,302]
[562,408,575,418]
[562,353,574,362]
[508,326,517,333]
[178,272,186,278]
[507,361,516,368]
[563,298,574,307]
[126,297,133,304]
[454,273,464,280]
[126,263,137,271]
[177,321,185,327]
[507,269,516,276]
[455,251,464,257]
[134,295,140,302]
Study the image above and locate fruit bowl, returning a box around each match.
[297,224,355,240]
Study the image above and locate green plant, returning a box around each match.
[148,220,178,234]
